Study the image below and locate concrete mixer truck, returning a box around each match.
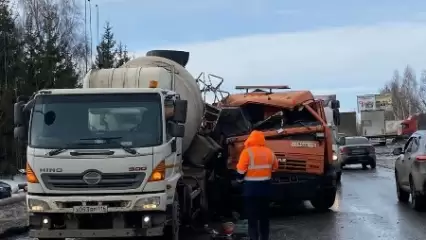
[12,50,222,239]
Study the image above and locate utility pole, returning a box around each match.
[96,4,99,46]
[84,0,88,72]
[88,0,93,67]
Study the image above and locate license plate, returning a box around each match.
[352,150,364,154]
[73,205,108,214]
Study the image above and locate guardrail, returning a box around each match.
[0,193,29,237]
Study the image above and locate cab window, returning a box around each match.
[165,99,175,141]
[404,137,414,153]
[410,137,420,153]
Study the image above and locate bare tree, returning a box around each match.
[381,66,424,120]
[418,70,426,109]
[18,0,86,66]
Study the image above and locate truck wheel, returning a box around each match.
[310,187,336,211]
[164,195,181,240]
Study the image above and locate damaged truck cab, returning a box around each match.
[220,86,340,210]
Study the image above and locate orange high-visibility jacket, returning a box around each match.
[236,130,278,181]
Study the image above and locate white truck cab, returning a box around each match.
[315,96,342,182]
[14,87,188,239]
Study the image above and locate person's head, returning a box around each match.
[244,130,266,147]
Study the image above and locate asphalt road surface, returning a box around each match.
[11,148,426,240]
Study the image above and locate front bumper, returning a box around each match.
[29,215,165,238]
[231,167,337,202]
[342,154,376,165]
[27,192,169,238]
[27,192,167,213]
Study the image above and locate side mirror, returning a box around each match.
[169,122,185,138]
[331,100,340,109]
[173,99,188,123]
[14,101,26,126]
[392,147,403,155]
[14,126,27,142]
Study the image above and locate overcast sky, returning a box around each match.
[86,0,426,111]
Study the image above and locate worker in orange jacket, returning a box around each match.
[236,130,278,240]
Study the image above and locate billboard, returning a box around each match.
[314,94,337,107]
[357,94,376,111]
[375,93,392,111]
[357,93,393,112]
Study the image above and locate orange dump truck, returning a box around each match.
[214,86,340,211]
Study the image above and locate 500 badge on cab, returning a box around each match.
[129,166,147,171]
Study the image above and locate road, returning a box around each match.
[11,147,426,240]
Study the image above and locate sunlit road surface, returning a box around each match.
[12,146,426,240]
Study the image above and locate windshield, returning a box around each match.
[29,93,162,149]
[345,137,369,145]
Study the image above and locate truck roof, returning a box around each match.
[221,90,314,108]
[35,88,165,95]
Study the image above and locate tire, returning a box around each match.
[336,172,342,183]
[410,179,426,211]
[370,161,376,169]
[395,172,409,203]
[164,194,181,240]
[310,187,337,211]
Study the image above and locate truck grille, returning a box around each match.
[278,159,307,171]
[55,200,131,208]
[41,172,145,190]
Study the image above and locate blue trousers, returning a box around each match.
[244,197,270,240]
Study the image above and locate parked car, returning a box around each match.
[338,136,376,169]
[394,130,426,211]
[0,181,12,199]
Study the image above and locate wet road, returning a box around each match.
[11,152,426,239]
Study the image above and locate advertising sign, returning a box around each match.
[357,95,376,111]
[314,94,337,107]
[375,93,392,111]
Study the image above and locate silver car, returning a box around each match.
[394,131,426,211]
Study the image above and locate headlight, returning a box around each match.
[0,187,4,191]
[333,154,338,161]
[134,197,161,210]
[28,199,51,212]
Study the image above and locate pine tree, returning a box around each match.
[0,0,25,175]
[0,0,24,92]
[95,22,116,69]
[22,5,79,91]
[114,42,131,67]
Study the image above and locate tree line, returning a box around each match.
[0,0,131,175]
[380,66,426,120]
